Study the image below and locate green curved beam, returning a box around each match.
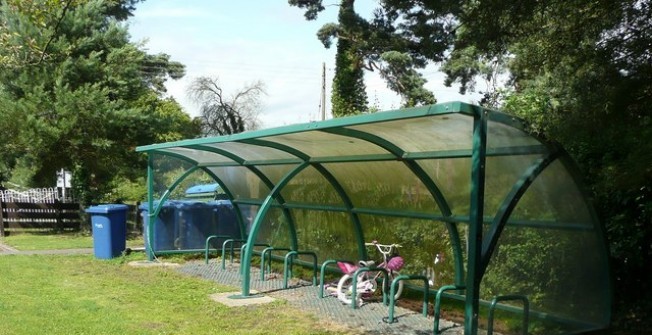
[187,144,298,250]
[241,138,368,260]
[312,164,367,260]
[320,128,465,284]
[480,150,560,274]
[241,162,310,296]
[146,165,198,260]
[555,147,612,321]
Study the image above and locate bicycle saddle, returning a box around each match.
[358,260,375,268]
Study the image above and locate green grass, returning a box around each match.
[0,253,346,335]
[1,232,144,250]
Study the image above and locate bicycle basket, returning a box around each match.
[386,255,404,271]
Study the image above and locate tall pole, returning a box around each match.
[321,62,326,121]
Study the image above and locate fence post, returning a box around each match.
[0,201,5,237]
[54,200,63,233]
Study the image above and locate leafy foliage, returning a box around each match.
[289,0,441,110]
[0,0,200,204]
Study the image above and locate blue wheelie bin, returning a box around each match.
[85,204,129,259]
[139,201,177,253]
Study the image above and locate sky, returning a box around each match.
[127,0,481,129]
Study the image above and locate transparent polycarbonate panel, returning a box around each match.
[204,142,299,162]
[481,226,609,334]
[205,166,271,200]
[511,160,593,225]
[159,147,234,165]
[235,203,259,235]
[358,215,459,288]
[261,131,389,159]
[291,209,359,262]
[417,158,472,216]
[250,204,289,246]
[254,164,303,186]
[487,117,543,150]
[483,154,544,220]
[278,165,345,206]
[151,153,197,199]
[349,113,475,153]
[322,161,440,213]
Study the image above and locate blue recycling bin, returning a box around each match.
[139,201,177,253]
[175,201,218,249]
[85,204,128,259]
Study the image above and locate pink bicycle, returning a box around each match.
[334,241,405,306]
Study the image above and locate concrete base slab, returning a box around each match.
[210,291,275,307]
[128,260,180,268]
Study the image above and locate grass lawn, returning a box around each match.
[0,253,346,335]
[1,232,144,250]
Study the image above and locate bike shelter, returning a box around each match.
[137,101,611,335]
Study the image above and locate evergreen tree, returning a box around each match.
[330,0,368,116]
[0,0,198,204]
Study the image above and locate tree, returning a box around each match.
[289,0,440,112]
[187,76,265,136]
[435,1,652,331]
[0,0,198,205]
[328,0,368,116]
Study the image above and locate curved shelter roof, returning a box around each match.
[137,101,610,335]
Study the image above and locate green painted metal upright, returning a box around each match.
[146,155,155,261]
[240,162,310,296]
[465,106,487,335]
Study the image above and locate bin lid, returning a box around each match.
[85,204,129,214]
[185,183,222,198]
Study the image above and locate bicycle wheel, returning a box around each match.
[336,274,377,305]
[336,274,355,304]
[382,271,404,300]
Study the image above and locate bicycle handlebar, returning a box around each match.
[364,241,401,255]
[364,241,401,248]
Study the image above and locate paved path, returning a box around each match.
[0,241,93,256]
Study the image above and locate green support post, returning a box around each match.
[318,259,353,298]
[465,107,487,335]
[204,235,232,264]
[260,247,291,281]
[350,267,389,309]
[434,285,466,334]
[487,295,529,335]
[283,250,318,289]
[385,275,429,324]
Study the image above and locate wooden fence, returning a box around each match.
[0,201,82,236]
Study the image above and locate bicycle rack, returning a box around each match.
[350,267,389,309]
[204,235,233,264]
[238,242,270,274]
[318,259,354,298]
[282,250,318,289]
[260,246,292,281]
[221,239,246,269]
[434,284,466,335]
[487,294,529,335]
[384,274,429,323]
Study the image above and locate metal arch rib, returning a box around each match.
[319,127,465,283]
[241,138,367,260]
[479,150,561,274]
[186,144,298,250]
[241,162,310,296]
[200,167,247,239]
[319,128,452,215]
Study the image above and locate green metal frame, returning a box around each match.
[136,101,611,335]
